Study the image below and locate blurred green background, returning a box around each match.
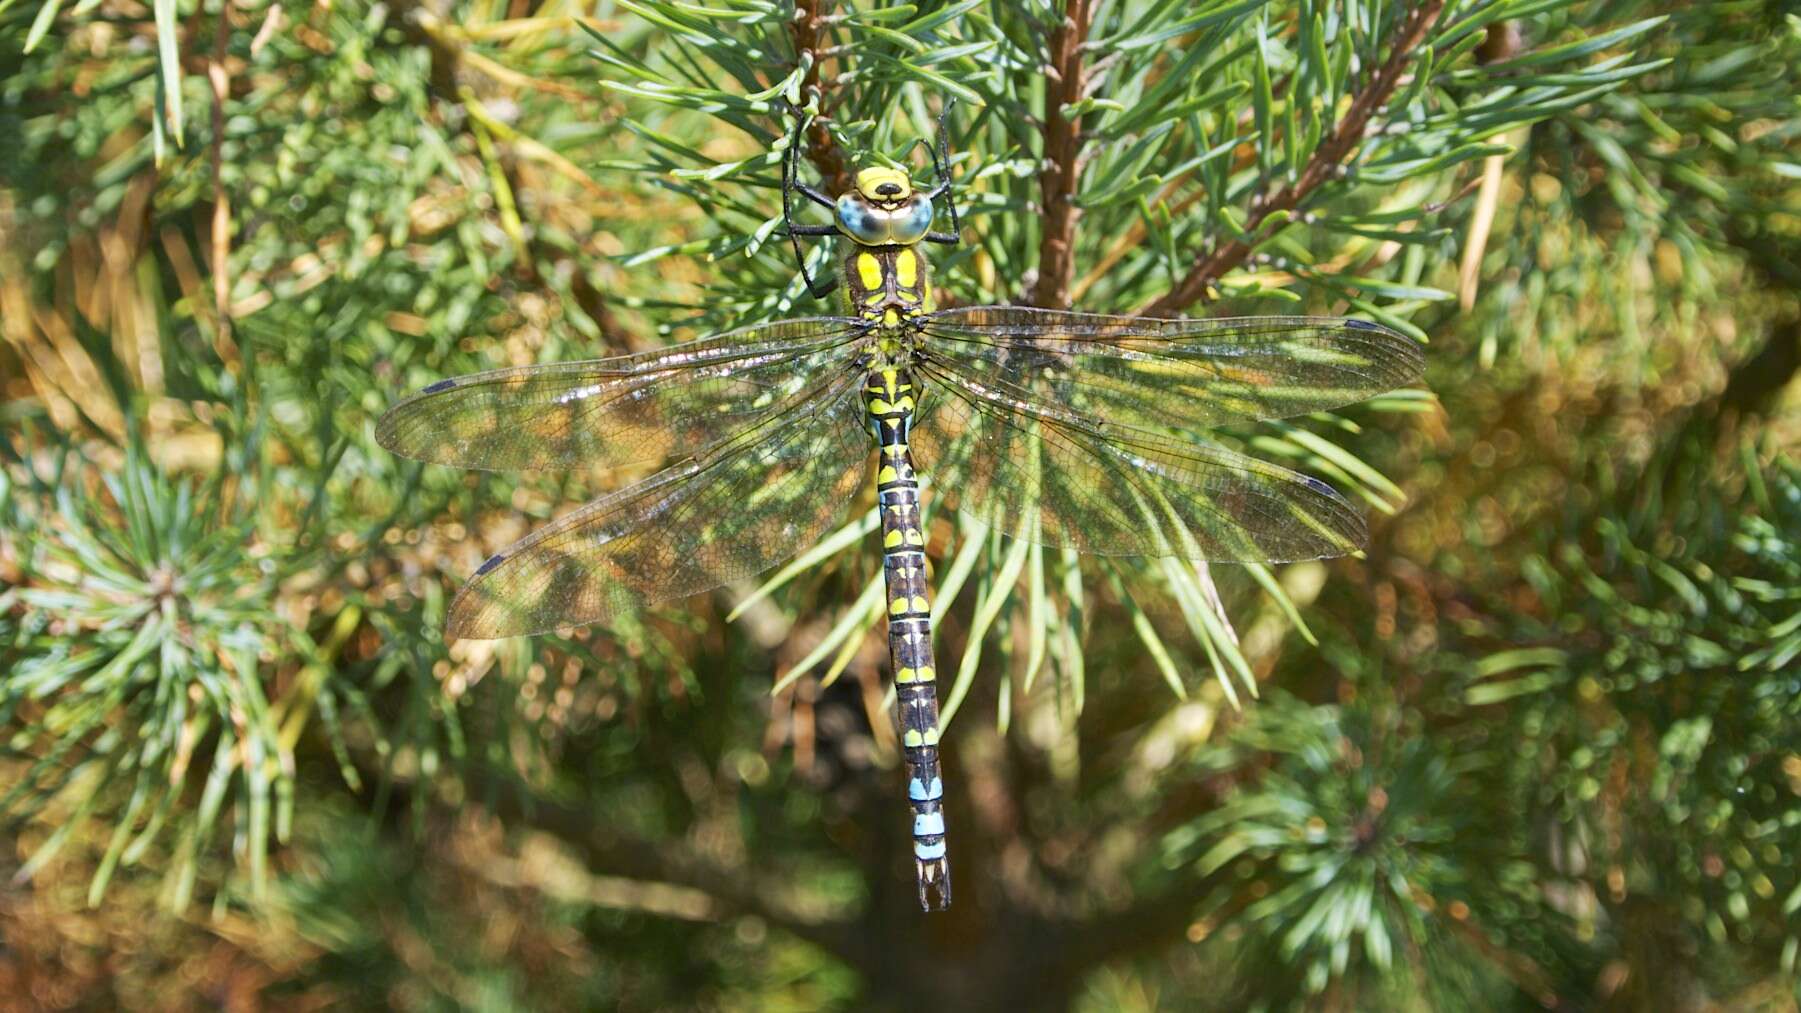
[2,0,1798,1009]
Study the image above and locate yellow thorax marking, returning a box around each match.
[895,248,918,288]
[856,253,883,292]
[883,308,899,325]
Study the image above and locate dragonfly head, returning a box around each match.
[854,166,913,202]
[837,167,935,246]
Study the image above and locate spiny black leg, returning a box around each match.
[782,112,839,300]
[923,98,962,243]
[795,181,835,211]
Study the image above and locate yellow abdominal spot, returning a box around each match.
[895,248,918,288]
[890,597,910,616]
[879,465,898,483]
[885,530,904,548]
[883,308,899,325]
[857,253,883,291]
[910,595,929,612]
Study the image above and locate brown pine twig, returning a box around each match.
[789,0,853,194]
[1028,0,1095,309]
[1145,0,1445,316]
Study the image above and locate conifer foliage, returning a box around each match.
[2,0,1798,1007]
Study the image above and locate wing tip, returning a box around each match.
[374,378,458,455]
[442,554,515,642]
[372,410,403,455]
[1343,317,1427,386]
[1294,473,1371,561]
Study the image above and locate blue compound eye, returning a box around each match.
[890,196,935,244]
[836,195,885,245]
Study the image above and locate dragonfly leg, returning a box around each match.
[783,113,840,300]
[792,181,835,211]
[920,98,962,245]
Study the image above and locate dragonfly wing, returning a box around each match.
[448,376,870,638]
[912,365,1366,562]
[377,318,865,472]
[920,307,1422,432]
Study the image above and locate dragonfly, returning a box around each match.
[375,111,1424,912]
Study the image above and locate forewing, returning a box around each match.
[447,376,870,638]
[377,318,864,472]
[912,365,1366,562]
[921,307,1422,433]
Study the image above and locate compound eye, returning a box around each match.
[835,195,886,245]
[890,196,935,244]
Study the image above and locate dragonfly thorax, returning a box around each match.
[841,244,932,323]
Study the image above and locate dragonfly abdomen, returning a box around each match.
[864,365,950,911]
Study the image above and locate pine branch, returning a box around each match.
[461,762,861,962]
[1146,0,1445,316]
[789,0,853,194]
[1028,0,1095,309]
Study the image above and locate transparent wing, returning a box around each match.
[920,307,1422,433]
[448,375,871,639]
[912,363,1367,562]
[377,318,865,472]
